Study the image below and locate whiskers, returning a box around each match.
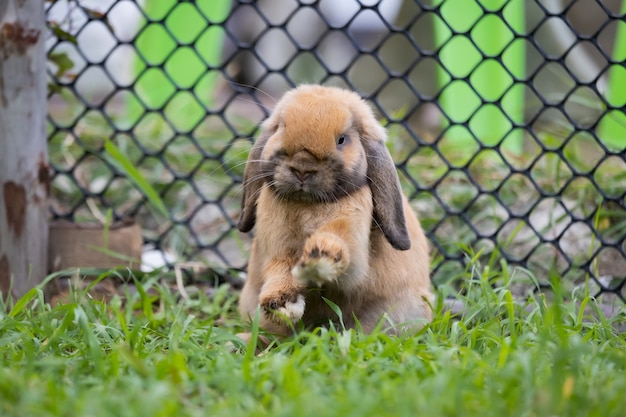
[241,167,273,188]
[242,170,275,204]
[202,148,271,188]
[228,82,278,113]
[233,158,271,176]
[184,83,278,186]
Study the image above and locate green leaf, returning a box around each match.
[322,297,345,330]
[132,278,155,323]
[242,307,261,380]
[82,6,116,33]
[48,52,75,78]
[8,287,40,318]
[103,139,168,218]
[49,24,78,44]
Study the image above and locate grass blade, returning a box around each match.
[8,287,41,318]
[242,307,261,381]
[322,296,345,330]
[103,139,168,218]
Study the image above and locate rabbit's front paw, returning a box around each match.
[260,290,305,324]
[292,234,349,286]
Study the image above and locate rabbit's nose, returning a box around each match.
[291,167,311,183]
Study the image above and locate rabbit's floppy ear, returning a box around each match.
[238,120,277,233]
[362,138,411,251]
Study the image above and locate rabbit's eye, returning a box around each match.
[336,135,347,146]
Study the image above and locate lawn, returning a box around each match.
[1,259,625,417]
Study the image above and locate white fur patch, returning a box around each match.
[277,294,305,322]
[292,258,338,286]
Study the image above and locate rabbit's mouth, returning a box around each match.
[268,154,367,203]
[269,172,367,204]
[269,163,332,202]
[270,180,332,203]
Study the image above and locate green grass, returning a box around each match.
[2,261,626,417]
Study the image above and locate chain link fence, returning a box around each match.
[45,0,626,302]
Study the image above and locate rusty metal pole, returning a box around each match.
[0,0,49,299]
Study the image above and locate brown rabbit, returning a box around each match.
[237,85,432,337]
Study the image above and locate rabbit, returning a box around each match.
[237,84,432,338]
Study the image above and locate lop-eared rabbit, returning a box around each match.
[238,85,432,337]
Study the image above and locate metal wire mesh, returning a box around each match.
[46,0,626,301]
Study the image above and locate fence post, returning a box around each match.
[434,0,525,155]
[0,0,49,298]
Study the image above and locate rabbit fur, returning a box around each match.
[238,84,432,336]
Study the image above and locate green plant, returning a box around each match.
[2,258,626,417]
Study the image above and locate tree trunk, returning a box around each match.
[0,0,48,299]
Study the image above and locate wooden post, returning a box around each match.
[0,0,49,298]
